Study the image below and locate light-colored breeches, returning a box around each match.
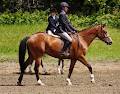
[58,32,72,42]
[47,30,60,38]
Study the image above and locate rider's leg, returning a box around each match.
[60,32,72,42]
[58,32,72,55]
[47,30,60,38]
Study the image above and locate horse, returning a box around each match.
[17,24,112,86]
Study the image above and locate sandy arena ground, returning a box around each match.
[0,60,120,94]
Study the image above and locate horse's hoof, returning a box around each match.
[38,83,45,86]
[61,70,64,74]
[42,72,50,75]
[38,80,45,86]
[44,72,49,75]
[68,83,72,85]
[17,82,23,86]
[91,80,95,84]
[66,78,72,86]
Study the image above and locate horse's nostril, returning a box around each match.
[109,42,112,45]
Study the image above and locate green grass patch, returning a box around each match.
[0,24,119,61]
[0,24,47,60]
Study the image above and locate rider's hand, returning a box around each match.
[75,30,78,33]
[72,31,76,34]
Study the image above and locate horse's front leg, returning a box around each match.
[34,58,45,85]
[78,55,95,83]
[66,59,76,85]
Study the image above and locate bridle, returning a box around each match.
[97,26,110,41]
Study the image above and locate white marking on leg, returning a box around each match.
[66,78,72,85]
[90,74,95,83]
[58,66,61,74]
[37,79,45,85]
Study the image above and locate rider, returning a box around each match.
[46,8,59,37]
[57,2,77,56]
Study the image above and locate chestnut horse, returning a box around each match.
[17,24,112,86]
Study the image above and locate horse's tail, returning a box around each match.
[19,36,29,72]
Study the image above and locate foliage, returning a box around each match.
[0,10,48,24]
[0,11,119,28]
[0,0,119,15]
[69,13,120,28]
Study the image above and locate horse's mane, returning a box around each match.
[34,31,44,34]
[79,24,100,32]
[31,31,45,36]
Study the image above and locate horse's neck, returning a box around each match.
[79,28,97,47]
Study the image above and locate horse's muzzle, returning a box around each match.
[105,37,112,45]
[107,41,112,45]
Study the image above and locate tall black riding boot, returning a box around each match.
[60,41,71,56]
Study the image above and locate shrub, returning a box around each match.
[0,11,119,28]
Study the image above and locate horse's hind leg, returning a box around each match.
[78,56,95,83]
[34,58,45,85]
[17,57,33,85]
[41,59,47,74]
[58,59,64,74]
[28,60,34,73]
[61,59,64,74]
[28,59,47,74]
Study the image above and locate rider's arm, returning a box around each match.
[68,22,77,32]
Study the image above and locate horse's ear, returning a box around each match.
[102,24,106,28]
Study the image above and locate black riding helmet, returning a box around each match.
[60,2,70,8]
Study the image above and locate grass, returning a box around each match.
[0,24,119,62]
[0,23,47,61]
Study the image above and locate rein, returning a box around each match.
[103,36,111,39]
[75,33,81,48]
[70,33,81,48]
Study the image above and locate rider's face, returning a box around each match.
[51,12,56,16]
[64,6,69,13]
